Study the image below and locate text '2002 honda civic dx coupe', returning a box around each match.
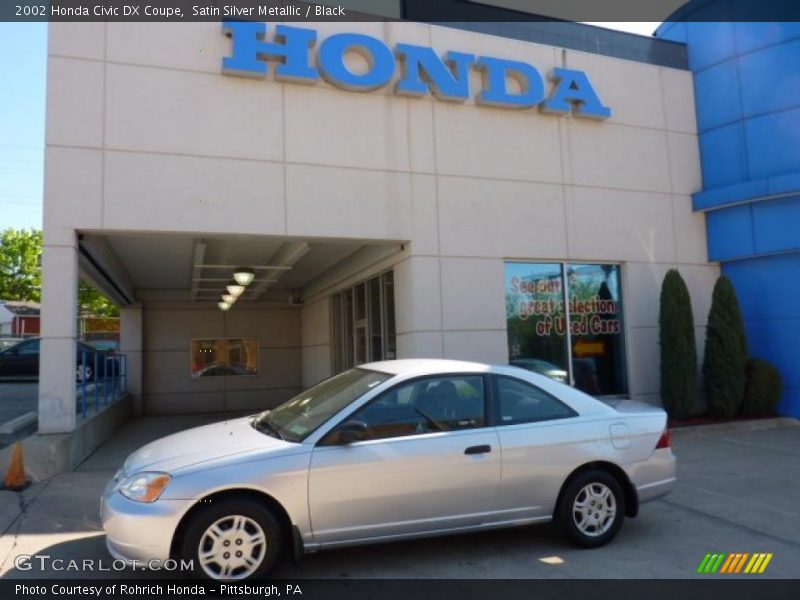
[101,359,675,580]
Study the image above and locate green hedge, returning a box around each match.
[703,276,747,418]
[742,359,782,416]
[659,269,698,419]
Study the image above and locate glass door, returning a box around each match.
[332,272,397,372]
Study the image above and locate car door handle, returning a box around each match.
[464,445,491,455]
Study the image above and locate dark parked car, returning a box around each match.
[0,337,23,352]
[0,338,118,382]
[510,358,569,384]
[193,362,256,378]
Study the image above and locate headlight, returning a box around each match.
[118,472,171,503]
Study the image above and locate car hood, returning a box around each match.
[122,417,297,474]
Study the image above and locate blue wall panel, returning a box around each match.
[733,21,800,55]
[686,18,736,71]
[658,13,800,416]
[705,205,753,261]
[693,58,742,132]
[698,122,749,188]
[723,253,800,321]
[738,38,800,117]
[745,107,800,179]
[752,195,800,256]
[723,257,800,416]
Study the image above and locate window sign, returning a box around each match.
[505,262,628,396]
[505,263,569,382]
[567,264,627,395]
[190,338,259,378]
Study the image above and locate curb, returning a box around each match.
[671,417,799,440]
[0,412,38,435]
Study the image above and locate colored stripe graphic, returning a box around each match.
[734,553,749,573]
[758,554,773,573]
[697,554,713,573]
[698,552,773,574]
[709,553,725,573]
[744,554,759,573]
[720,554,736,573]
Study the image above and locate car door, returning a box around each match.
[0,339,39,379]
[308,374,501,545]
[491,374,582,521]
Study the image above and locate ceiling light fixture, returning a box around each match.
[217,301,231,311]
[233,267,255,286]
[226,284,246,297]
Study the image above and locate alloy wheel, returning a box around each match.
[197,514,267,580]
[572,482,617,537]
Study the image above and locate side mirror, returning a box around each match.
[337,420,368,444]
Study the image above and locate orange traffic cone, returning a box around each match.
[3,441,28,491]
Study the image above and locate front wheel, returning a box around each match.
[557,470,625,548]
[181,498,283,580]
[76,364,94,383]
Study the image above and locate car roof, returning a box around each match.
[356,359,616,417]
[361,358,493,376]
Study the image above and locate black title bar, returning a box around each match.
[4,579,800,600]
[3,0,800,22]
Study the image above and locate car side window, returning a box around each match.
[16,340,39,355]
[494,376,577,425]
[346,375,486,441]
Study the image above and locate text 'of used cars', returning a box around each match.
[101,359,675,580]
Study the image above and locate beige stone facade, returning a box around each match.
[40,21,715,432]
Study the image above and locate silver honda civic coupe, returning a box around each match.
[101,359,675,580]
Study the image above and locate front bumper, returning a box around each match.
[101,484,191,563]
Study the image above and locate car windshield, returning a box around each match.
[252,368,392,443]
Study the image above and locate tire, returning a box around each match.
[76,364,94,383]
[557,470,625,548]
[181,498,284,580]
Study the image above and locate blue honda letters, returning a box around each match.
[222,21,611,119]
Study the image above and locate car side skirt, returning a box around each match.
[303,514,553,551]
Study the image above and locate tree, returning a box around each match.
[703,276,748,417]
[0,228,42,302]
[659,269,699,419]
[0,227,118,316]
[742,358,782,416]
[79,280,119,317]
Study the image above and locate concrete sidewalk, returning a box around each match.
[1,416,798,579]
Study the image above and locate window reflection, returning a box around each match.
[567,264,627,396]
[190,338,259,377]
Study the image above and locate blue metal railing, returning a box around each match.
[78,351,127,419]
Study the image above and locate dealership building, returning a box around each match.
[36,5,799,440]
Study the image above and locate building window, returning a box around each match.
[190,338,259,378]
[505,262,627,396]
[332,271,396,373]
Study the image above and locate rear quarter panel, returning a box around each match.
[494,408,668,517]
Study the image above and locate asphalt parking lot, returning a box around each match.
[0,417,798,579]
[0,382,37,427]
[0,383,38,448]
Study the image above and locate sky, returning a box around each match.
[0,22,659,232]
[0,22,46,231]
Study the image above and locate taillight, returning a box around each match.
[655,428,671,449]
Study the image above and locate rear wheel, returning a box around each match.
[557,470,625,547]
[181,498,283,580]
